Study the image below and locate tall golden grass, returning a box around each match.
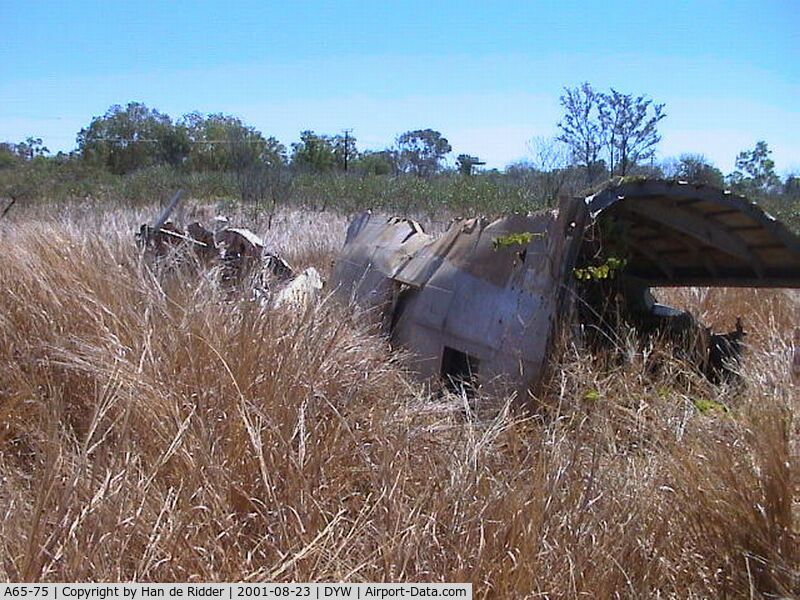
[0,204,797,597]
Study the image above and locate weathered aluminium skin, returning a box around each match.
[331,179,800,398]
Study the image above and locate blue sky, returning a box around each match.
[1,1,798,172]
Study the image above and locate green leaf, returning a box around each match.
[692,398,728,414]
[584,389,601,401]
[492,231,544,250]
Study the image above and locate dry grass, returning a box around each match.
[0,202,797,597]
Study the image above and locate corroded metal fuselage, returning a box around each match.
[331,179,800,398]
[331,200,585,397]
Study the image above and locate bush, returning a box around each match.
[2,161,799,235]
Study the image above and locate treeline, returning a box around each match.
[0,103,458,178]
[1,85,798,222]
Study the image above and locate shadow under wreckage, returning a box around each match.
[331,178,800,398]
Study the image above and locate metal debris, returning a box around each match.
[274,267,324,309]
[331,178,800,397]
[137,192,322,308]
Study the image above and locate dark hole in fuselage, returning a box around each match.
[441,346,480,395]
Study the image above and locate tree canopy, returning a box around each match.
[557,83,605,185]
[182,112,285,172]
[397,129,451,177]
[729,141,780,193]
[77,102,187,174]
[5,94,798,217]
[558,83,666,181]
[456,154,484,176]
[673,154,724,187]
[599,88,666,176]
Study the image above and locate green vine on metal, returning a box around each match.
[573,256,627,281]
[492,231,545,251]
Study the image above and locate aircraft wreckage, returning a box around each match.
[137,190,322,308]
[331,178,800,397]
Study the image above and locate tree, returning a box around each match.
[396,129,451,177]
[181,112,284,172]
[77,102,184,174]
[0,139,50,168]
[0,143,17,169]
[527,136,570,206]
[354,150,396,176]
[456,154,484,176]
[15,137,49,161]
[784,175,800,199]
[154,124,190,168]
[183,112,230,171]
[728,141,780,194]
[671,154,724,187]
[557,84,667,181]
[557,83,605,185]
[291,131,337,172]
[228,127,293,225]
[598,89,666,176]
[332,132,358,171]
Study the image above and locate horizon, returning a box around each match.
[2,1,798,174]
